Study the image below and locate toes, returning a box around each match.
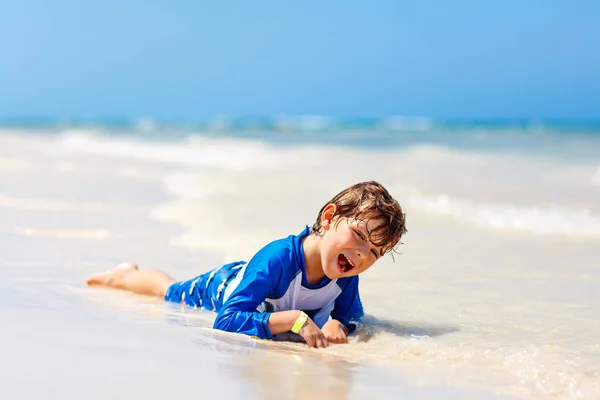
[85,274,103,286]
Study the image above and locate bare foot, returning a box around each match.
[86,262,138,287]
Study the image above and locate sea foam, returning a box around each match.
[404,188,600,238]
[57,130,600,239]
[59,131,289,170]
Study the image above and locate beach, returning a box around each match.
[1,125,598,399]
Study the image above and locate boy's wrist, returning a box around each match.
[291,311,309,333]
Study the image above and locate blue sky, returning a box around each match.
[0,1,598,120]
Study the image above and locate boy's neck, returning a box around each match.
[301,233,326,285]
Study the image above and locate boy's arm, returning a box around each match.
[213,254,279,339]
[215,275,328,346]
[269,311,329,348]
[267,310,304,333]
[214,255,329,347]
[329,276,364,334]
[214,250,325,342]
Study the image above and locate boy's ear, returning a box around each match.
[321,204,336,230]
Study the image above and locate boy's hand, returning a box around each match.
[321,320,348,344]
[299,317,329,348]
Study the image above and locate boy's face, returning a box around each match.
[319,206,385,279]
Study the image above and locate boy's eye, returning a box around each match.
[354,229,365,240]
[354,229,379,259]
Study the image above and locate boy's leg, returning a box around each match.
[86,262,175,298]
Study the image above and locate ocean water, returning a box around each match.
[1,121,599,399]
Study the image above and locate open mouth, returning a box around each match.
[337,253,355,273]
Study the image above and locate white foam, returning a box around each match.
[56,131,600,239]
[0,157,31,173]
[591,165,600,185]
[13,226,111,240]
[162,172,236,200]
[59,131,290,170]
[0,195,106,212]
[406,188,600,237]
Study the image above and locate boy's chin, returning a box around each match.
[323,265,343,279]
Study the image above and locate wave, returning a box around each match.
[54,130,600,239]
[59,130,293,170]
[591,165,600,185]
[3,116,599,133]
[405,187,600,237]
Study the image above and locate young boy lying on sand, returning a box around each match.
[86,181,407,348]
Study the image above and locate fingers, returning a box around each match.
[305,334,329,348]
[324,336,347,344]
[316,336,329,349]
[305,336,316,348]
[302,332,328,348]
[322,330,348,344]
[300,318,328,348]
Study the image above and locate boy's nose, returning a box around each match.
[357,243,369,259]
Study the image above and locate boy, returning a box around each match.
[86,181,407,348]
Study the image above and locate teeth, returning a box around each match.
[342,254,354,269]
[338,254,355,272]
[345,254,354,267]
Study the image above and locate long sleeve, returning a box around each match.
[330,276,364,332]
[213,251,283,340]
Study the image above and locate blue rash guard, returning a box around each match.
[164,227,364,339]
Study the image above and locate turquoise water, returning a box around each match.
[3,118,600,161]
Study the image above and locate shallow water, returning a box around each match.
[1,127,598,399]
